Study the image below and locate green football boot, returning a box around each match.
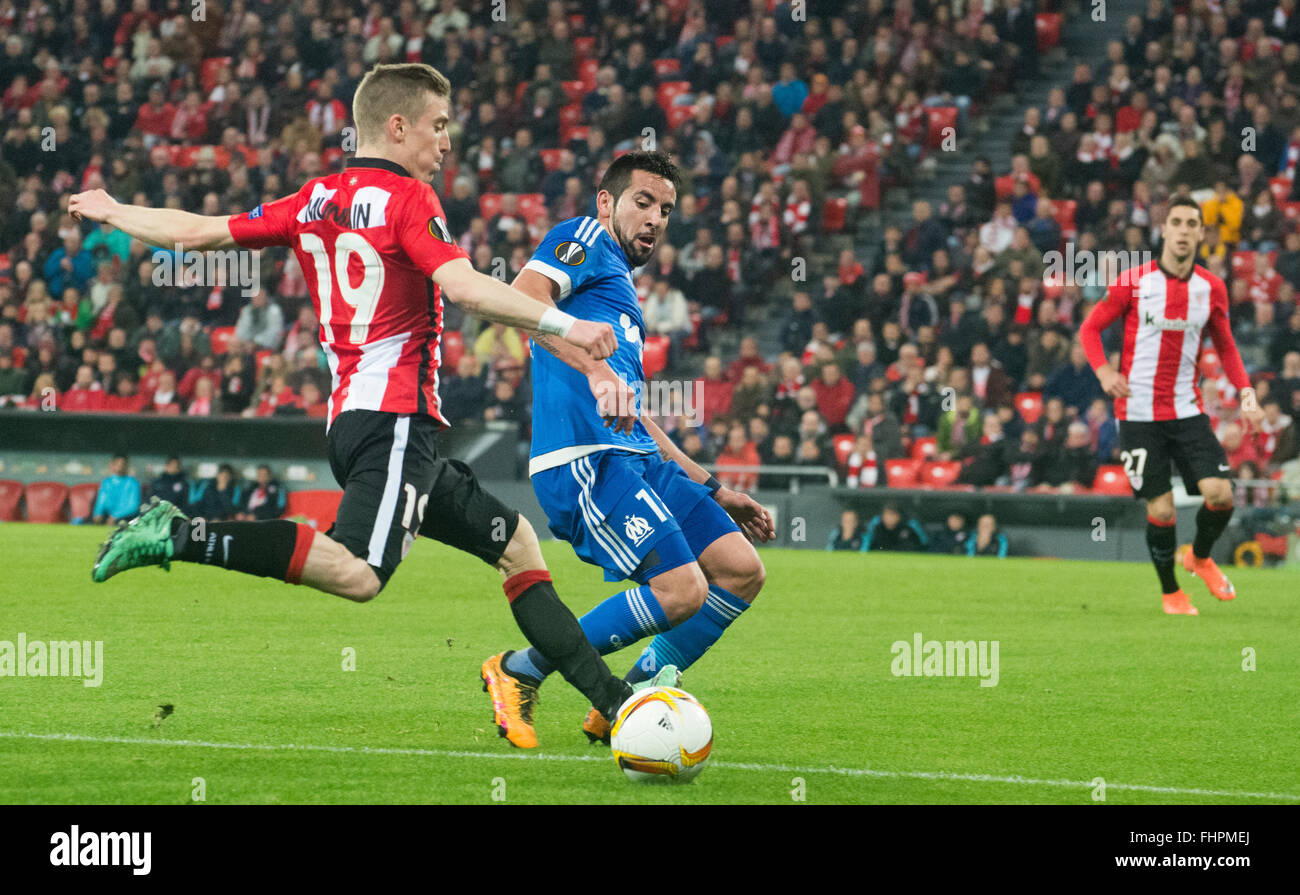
[92,497,187,583]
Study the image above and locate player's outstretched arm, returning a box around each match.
[508,268,640,433]
[434,259,616,361]
[642,415,775,543]
[69,189,238,251]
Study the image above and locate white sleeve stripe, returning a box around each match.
[523,259,572,300]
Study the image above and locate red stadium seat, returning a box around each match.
[24,481,69,523]
[922,461,962,488]
[1054,199,1077,239]
[910,435,937,461]
[1035,13,1062,52]
[559,104,583,129]
[516,193,547,224]
[322,147,343,169]
[1199,349,1222,379]
[255,349,274,371]
[655,81,691,114]
[832,433,855,469]
[68,482,99,521]
[642,336,670,378]
[578,58,599,89]
[653,58,681,78]
[1092,465,1133,496]
[284,490,344,531]
[561,125,590,146]
[1269,176,1291,205]
[925,106,958,148]
[566,13,585,30]
[573,36,596,62]
[560,80,588,105]
[0,479,22,521]
[716,34,734,49]
[666,104,695,129]
[821,197,848,233]
[441,329,465,371]
[209,325,236,355]
[1284,201,1300,223]
[1015,391,1043,424]
[1230,250,1255,280]
[478,192,504,221]
[884,458,921,488]
[10,345,26,369]
[539,148,565,171]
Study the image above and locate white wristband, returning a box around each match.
[538,306,577,338]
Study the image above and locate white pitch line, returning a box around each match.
[2,731,1296,802]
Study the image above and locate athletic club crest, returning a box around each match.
[624,514,654,546]
[555,241,586,265]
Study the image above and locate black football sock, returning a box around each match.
[505,571,632,720]
[172,518,315,582]
[1146,516,1180,594]
[1193,502,1234,560]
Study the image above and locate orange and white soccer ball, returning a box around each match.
[610,686,713,783]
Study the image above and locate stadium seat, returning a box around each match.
[1199,349,1222,379]
[578,58,599,89]
[821,197,848,233]
[1054,199,1077,239]
[478,192,504,221]
[884,458,921,488]
[560,80,587,105]
[559,104,583,129]
[0,479,22,521]
[1269,176,1291,205]
[566,13,585,30]
[209,325,236,355]
[255,349,275,371]
[200,56,232,93]
[1230,250,1255,279]
[652,58,681,78]
[655,81,691,114]
[1092,465,1133,496]
[832,433,855,469]
[922,461,962,488]
[284,490,344,531]
[68,482,99,521]
[10,345,26,369]
[516,193,547,225]
[24,481,69,523]
[925,106,958,148]
[441,329,465,371]
[910,436,937,461]
[322,147,343,169]
[1284,201,1300,223]
[1015,391,1044,424]
[1035,13,1062,52]
[715,34,734,49]
[642,335,670,378]
[539,148,565,171]
[561,125,590,146]
[573,36,596,62]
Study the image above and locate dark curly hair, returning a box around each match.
[597,151,682,204]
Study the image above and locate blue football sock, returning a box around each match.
[504,585,670,682]
[624,585,750,684]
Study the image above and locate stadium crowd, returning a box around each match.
[1,0,1299,505]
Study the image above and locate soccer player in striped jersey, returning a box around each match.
[481,151,776,748]
[73,63,657,728]
[1079,197,1265,615]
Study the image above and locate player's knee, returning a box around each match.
[497,514,539,577]
[337,556,381,602]
[1203,480,1233,507]
[1147,506,1176,524]
[652,564,708,623]
[737,554,766,602]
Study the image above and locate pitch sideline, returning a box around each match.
[2,730,1297,801]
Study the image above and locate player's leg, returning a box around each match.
[416,457,635,747]
[1121,420,1197,614]
[1176,416,1238,601]
[501,453,705,686]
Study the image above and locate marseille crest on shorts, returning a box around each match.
[624,514,654,546]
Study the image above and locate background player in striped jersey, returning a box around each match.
[1080,197,1265,615]
[72,63,654,727]
[480,152,776,748]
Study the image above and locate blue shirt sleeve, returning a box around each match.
[522,218,610,302]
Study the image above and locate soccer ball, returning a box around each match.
[610,686,713,783]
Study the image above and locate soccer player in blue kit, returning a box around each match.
[480,151,775,748]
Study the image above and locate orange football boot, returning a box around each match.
[1182,552,1236,601]
[582,706,612,745]
[480,651,539,748]
[1162,590,1200,616]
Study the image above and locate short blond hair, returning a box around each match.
[352,63,451,145]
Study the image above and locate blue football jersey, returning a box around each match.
[525,216,658,474]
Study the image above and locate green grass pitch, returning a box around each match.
[1,524,1297,804]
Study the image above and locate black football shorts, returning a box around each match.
[1116,413,1231,500]
[326,410,520,589]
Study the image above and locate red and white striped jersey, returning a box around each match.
[227,157,469,429]
[1080,260,1249,422]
